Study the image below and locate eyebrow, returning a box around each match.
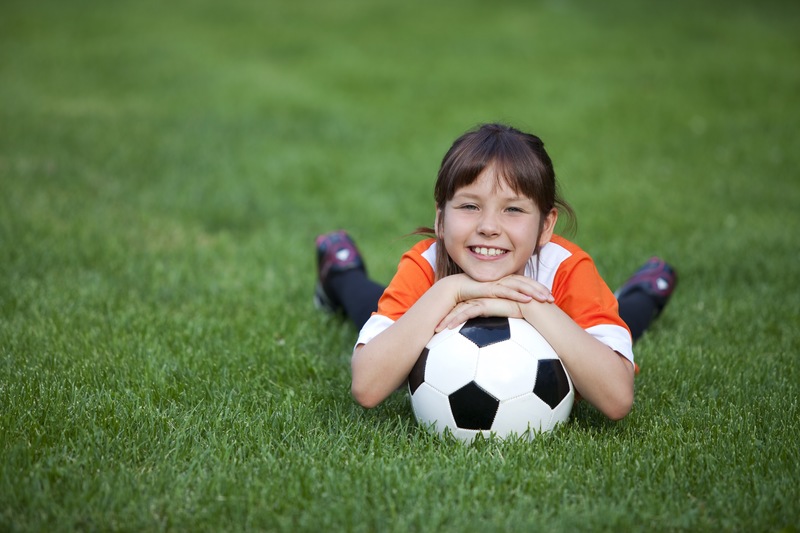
[452,191,531,203]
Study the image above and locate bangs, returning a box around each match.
[489,154,548,201]
[436,127,554,209]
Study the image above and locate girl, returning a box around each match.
[314,123,676,420]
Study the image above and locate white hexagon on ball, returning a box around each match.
[422,333,480,395]
[410,383,456,435]
[492,393,554,436]
[508,318,558,358]
[474,341,539,401]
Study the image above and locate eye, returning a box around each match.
[506,206,525,213]
[458,203,479,211]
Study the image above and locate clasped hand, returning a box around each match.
[436,274,554,332]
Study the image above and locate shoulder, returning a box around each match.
[542,236,633,362]
[400,237,437,272]
[407,237,436,259]
[545,234,590,259]
[374,237,436,322]
[535,235,592,288]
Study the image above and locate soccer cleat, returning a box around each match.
[313,282,339,315]
[313,230,366,314]
[614,257,677,316]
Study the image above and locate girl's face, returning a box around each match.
[438,165,557,282]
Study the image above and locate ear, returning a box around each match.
[538,208,558,247]
[434,207,442,238]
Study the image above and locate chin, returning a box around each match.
[466,269,512,282]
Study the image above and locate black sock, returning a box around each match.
[326,270,386,331]
[618,289,659,343]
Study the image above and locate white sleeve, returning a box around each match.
[586,324,635,366]
[354,314,396,349]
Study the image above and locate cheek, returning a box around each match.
[513,223,541,253]
[440,224,467,259]
[440,213,464,240]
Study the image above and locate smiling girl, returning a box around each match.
[314,123,677,420]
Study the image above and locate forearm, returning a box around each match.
[350,278,460,408]
[520,300,634,420]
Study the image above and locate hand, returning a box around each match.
[436,274,554,332]
[436,297,527,332]
[452,273,554,306]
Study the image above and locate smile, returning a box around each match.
[470,246,508,257]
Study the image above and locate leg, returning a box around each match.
[324,270,385,330]
[618,290,659,342]
[614,257,678,342]
[314,231,385,330]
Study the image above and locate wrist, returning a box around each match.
[519,297,559,328]
[436,273,467,305]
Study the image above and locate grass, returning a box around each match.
[1,0,799,530]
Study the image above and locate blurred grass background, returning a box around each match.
[1,0,799,531]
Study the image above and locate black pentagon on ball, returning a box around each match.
[408,348,429,394]
[459,316,511,348]
[448,381,500,430]
[533,359,572,409]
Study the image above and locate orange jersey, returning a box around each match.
[356,235,634,366]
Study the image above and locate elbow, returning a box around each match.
[351,381,382,409]
[350,347,378,408]
[350,347,389,409]
[604,389,634,421]
[605,402,632,421]
[600,356,636,421]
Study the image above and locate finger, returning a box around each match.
[498,277,553,302]
[489,284,541,303]
[436,304,481,332]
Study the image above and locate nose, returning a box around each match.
[477,211,500,237]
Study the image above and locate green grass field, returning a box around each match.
[2,0,799,531]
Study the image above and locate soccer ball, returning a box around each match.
[408,317,574,442]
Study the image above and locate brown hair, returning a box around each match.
[417,123,575,280]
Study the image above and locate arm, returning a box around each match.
[351,276,460,408]
[519,300,634,420]
[437,284,634,419]
[351,274,550,408]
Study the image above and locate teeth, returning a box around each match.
[474,247,505,257]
